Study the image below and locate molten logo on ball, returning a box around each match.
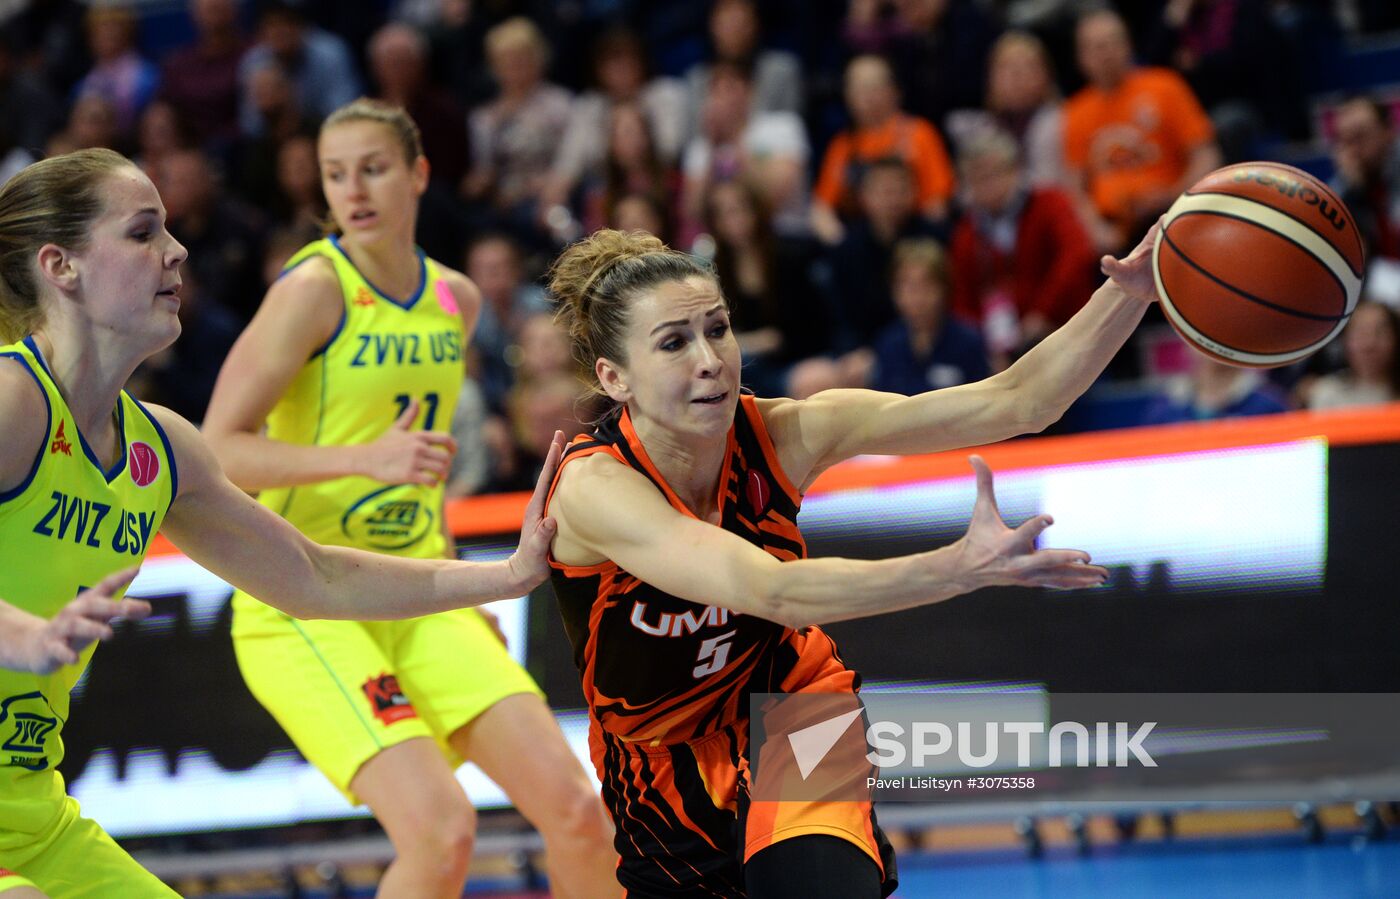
[1152,161,1365,368]
[129,442,159,488]
[1230,168,1347,233]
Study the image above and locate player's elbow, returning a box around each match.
[1020,399,1065,435]
[269,543,343,620]
[760,571,825,630]
[991,376,1062,437]
[198,425,251,482]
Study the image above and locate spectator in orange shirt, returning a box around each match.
[812,54,955,244]
[1064,9,1222,252]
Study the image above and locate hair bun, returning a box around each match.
[547,229,666,314]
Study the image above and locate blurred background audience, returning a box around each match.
[0,0,1390,496]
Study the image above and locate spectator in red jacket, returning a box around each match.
[950,129,1098,369]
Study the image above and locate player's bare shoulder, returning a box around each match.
[752,394,823,487]
[250,253,343,344]
[0,353,51,493]
[548,450,636,566]
[438,266,483,329]
[753,395,802,436]
[550,450,628,519]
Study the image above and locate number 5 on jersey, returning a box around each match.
[693,630,737,678]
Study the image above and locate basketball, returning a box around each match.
[1151,161,1366,368]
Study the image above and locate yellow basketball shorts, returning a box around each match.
[0,796,177,897]
[231,594,542,804]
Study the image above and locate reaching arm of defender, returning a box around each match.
[201,259,460,491]
[765,223,1163,491]
[0,570,151,675]
[161,404,563,619]
[550,453,1105,629]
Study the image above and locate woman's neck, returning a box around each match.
[629,412,729,521]
[339,234,420,300]
[30,326,139,461]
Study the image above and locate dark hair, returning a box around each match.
[548,229,715,401]
[704,177,779,330]
[466,231,521,265]
[1339,94,1393,130]
[591,26,647,82]
[861,156,915,186]
[259,0,306,25]
[709,57,755,87]
[0,148,134,342]
[1352,300,1400,395]
[893,237,950,289]
[602,105,669,238]
[611,191,673,245]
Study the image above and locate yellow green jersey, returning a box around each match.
[0,337,177,840]
[255,237,466,559]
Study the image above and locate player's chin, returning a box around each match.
[147,317,183,354]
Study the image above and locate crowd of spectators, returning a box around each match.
[2,0,1396,495]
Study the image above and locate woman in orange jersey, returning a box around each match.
[542,225,1160,896]
[0,148,564,898]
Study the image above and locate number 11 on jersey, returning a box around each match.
[393,392,439,429]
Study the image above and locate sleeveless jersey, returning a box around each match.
[0,337,177,837]
[256,237,465,559]
[548,394,822,746]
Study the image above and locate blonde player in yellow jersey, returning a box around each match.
[201,99,619,899]
[0,148,567,898]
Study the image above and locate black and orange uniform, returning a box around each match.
[547,394,897,898]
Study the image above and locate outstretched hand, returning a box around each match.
[24,567,151,674]
[506,430,567,592]
[955,456,1108,590]
[1100,219,1163,305]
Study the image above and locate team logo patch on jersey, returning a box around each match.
[129,442,159,487]
[362,673,417,725]
[746,470,771,517]
[1,692,58,770]
[341,484,435,549]
[353,286,376,307]
[49,419,72,456]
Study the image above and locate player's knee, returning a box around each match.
[408,814,477,883]
[390,791,478,869]
[435,814,478,870]
[546,778,611,848]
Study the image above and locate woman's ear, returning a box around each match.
[34,244,77,292]
[412,155,430,196]
[596,356,630,404]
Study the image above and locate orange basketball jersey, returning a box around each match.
[548,393,811,746]
[546,395,896,897]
